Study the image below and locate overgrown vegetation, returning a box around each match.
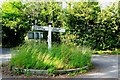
[62,2,119,50]
[2,1,120,50]
[10,41,92,71]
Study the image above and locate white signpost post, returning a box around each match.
[32,22,65,49]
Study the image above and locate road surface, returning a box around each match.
[75,55,119,78]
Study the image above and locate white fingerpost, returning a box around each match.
[32,22,65,50]
[48,22,52,49]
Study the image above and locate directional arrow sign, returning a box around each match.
[52,27,65,32]
[33,25,65,32]
[34,25,48,31]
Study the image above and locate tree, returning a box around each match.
[2,1,63,47]
[62,1,119,50]
[2,1,119,50]
[95,2,120,50]
[24,2,63,43]
[2,2,30,47]
[62,2,101,48]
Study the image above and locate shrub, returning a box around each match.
[10,41,92,71]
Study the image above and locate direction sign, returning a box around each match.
[28,31,43,39]
[34,25,48,31]
[32,23,65,49]
[33,25,65,32]
[52,27,65,32]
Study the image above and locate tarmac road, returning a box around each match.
[0,48,11,64]
[75,55,119,78]
[0,48,119,79]
[0,48,11,80]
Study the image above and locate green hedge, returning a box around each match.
[2,1,120,50]
[61,2,119,50]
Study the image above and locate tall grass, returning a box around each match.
[10,41,92,70]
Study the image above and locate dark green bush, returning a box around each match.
[61,2,119,50]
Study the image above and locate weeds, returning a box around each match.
[10,41,92,74]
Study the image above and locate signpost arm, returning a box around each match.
[48,22,52,49]
[31,22,65,50]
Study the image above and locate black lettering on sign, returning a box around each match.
[52,28,61,32]
[36,26,45,30]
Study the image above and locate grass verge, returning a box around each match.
[10,41,92,74]
[94,49,120,55]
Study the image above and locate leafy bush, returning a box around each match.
[10,41,92,70]
[62,2,119,50]
[2,1,119,50]
[2,2,30,47]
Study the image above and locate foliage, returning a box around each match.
[2,2,30,47]
[2,1,63,47]
[19,2,63,43]
[95,2,120,50]
[10,41,92,71]
[62,2,120,50]
[2,1,120,50]
[94,49,120,55]
[62,2,101,48]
